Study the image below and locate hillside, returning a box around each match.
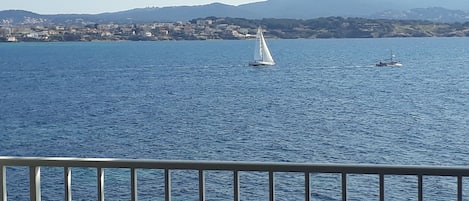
[211,17,469,38]
[371,7,469,23]
[2,0,469,25]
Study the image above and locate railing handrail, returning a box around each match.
[1,156,469,176]
[1,156,468,201]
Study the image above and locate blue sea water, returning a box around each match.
[1,38,469,200]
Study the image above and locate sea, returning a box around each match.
[1,38,468,200]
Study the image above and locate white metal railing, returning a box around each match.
[1,156,469,201]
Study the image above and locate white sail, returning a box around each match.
[250,27,275,66]
[253,29,263,62]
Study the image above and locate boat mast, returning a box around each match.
[390,50,395,62]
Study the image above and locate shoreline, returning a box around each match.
[2,36,469,43]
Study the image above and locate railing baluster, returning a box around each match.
[341,173,346,201]
[305,172,310,201]
[64,167,71,201]
[233,170,240,201]
[379,174,384,201]
[458,175,462,201]
[97,168,104,201]
[131,168,137,201]
[29,166,41,201]
[199,170,205,201]
[418,175,423,201]
[269,171,274,201]
[1,165,6,201]
[165,168,171,201]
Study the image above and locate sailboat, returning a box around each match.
[249,27,275,66]
[376,50,402,67]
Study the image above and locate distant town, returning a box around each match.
[0,17,259,42]
[2,16,469,42]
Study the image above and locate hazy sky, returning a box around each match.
[0,0,264,14]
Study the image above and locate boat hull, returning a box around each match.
[249,61,276,66]
[376,62,403,67]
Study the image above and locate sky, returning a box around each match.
[0,0,265,14]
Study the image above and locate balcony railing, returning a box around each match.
[1,156,469,201]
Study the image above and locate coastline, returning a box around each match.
[2,17,469,42]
